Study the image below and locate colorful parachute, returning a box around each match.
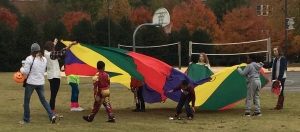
[62,41,270,110]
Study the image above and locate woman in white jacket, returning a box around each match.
[19,43,56,124]
[44,39,76,114]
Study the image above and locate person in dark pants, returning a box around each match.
[44,39,77,114]
[167,80,195,120]
[260,46,287,110]
[130,77,145,112]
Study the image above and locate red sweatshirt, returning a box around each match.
[93,70,110,91]
[173,84,196,107]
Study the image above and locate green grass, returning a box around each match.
[1,72,300,132]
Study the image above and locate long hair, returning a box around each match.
[199,52,210,65]
[274,46,284,56]
[44,41,54,52]
[31,51,44,61]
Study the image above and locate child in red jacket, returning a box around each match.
[167,80,195,120]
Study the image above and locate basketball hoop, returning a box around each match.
[152,8,170,27]
[164,22,173,34]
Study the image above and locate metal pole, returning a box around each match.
[178,41,181,70]
[133,23,161,52]
[284,0,288,58]
[108,8,111,47]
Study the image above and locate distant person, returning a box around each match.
[260,46,287,110]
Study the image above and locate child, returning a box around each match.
[237,54,262,116]
[82,61,115,123]
[130,77,145,112]
[67,74,84,111]
[167,80,195,120]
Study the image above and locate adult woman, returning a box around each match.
[260,46,287,110]
[44,39,76,114]
[19,43,56,124]
[198,53,211,69]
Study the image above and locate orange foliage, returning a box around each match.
[0,7,18,30]
[262,0,299,56]
[128,6,152,26]
[220,7,267,53]
[61,12,91,33]
[171,0,223,42]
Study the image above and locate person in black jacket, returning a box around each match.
[260,46,287,110]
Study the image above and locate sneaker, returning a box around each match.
[244,113,251,116]
[50,116,56,124]
[188,117,193,120]
[107,118,115,123]
[71,107,84,112]
[132,109,140,112]
[19,120,29,124]
[252,112,262,116]
[82,115,93,122]
[140,109,146,112]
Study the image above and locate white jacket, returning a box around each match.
[44,50,61,79]
[20,55,47,85]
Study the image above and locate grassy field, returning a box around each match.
[1,72,300,132]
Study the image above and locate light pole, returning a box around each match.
[108,3,113,47]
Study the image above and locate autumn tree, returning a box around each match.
[220,7,267,54]
[0,0,21,17]
[61,11,91,33]
[0,7,18,30]
[171,0,223,42]
[98,0,131,24]
[128,6,152,26]
[47,0,103,22]
[262,0,300,61]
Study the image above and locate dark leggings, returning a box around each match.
[48,78,60,110]
[279,78,286,96]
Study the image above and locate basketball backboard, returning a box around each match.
[152,8,170,27]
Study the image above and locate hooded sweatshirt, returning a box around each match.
[237,62,261,83]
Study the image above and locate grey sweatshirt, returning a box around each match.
[237,62,261,83]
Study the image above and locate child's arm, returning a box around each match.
[261,59,273,69]
[166,84,181,93]
[237,65,250,76]
[190,86,196,107]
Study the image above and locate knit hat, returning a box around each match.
[31,43,40,52]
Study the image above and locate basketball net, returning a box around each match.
[164,22,173,34]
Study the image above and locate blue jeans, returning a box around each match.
[69,82,79,102]
[23,84,55,123]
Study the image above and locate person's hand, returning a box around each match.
[189,62,192,65]
[191,107,195,113]
[71,41,77,45]
[166,90,173,93]
[53,38,58,46]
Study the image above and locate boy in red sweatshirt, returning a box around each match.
[167,80,195,120]
[82,61,115,123]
